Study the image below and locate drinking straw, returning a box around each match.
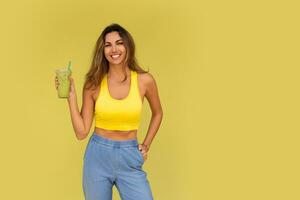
[67,61,72,71]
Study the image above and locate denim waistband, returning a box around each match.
[90,132,139,148]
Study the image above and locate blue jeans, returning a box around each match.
[82,132,153,200]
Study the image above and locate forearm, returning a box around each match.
[67,95,86,140]
[142,113,163,150]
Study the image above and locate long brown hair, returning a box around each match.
[83,23,149,90]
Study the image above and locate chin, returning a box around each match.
[110,59,125,65]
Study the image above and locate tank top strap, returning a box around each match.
[131,70,139,95]
[102,73,108,88]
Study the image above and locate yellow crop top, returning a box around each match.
[94,70,143,131]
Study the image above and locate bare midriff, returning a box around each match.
[94,127,138,141]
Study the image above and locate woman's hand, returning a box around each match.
[138,144,149,161]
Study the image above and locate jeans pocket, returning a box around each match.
[83,137,94,161]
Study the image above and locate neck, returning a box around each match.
[108,64,131,79]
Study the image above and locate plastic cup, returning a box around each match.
[55,68,72,98]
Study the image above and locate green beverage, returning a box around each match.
[56,68,72,98]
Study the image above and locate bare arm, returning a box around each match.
[141,73,164,151]
[66,78,95,140]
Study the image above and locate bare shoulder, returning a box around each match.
[82,83,98,102]
[138,72,156,89]
[138,71,162,114]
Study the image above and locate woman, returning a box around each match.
[55,23,163,200]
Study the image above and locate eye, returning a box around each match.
[117,42,124,45]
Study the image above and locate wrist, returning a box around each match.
[142,143,150,152]
[67,94,77,102]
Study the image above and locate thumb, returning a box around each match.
[138,144,143,151]
[69,77,74,86]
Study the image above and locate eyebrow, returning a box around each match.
[105,39,123,44]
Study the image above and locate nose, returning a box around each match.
[111,44,118,52]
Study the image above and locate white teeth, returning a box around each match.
[112,54,120,58]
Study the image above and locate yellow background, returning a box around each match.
[0,0,299,199]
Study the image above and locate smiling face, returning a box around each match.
[104,31,127,66]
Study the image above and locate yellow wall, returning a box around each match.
[0,0,299,199]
